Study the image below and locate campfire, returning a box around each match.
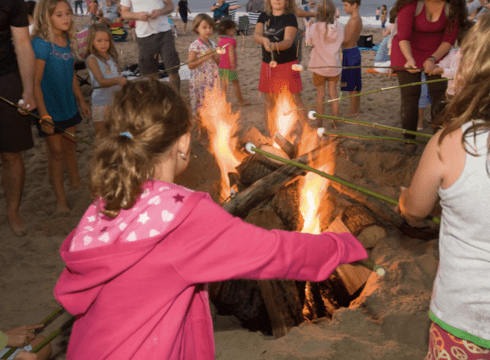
[200,89,383,338]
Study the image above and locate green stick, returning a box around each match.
[94,43,230,89]
[1,308,64,359]
[306,65,424,70]
[30,328,62,354]
[248,145,441,225]
[0,96,93,147]
[312,114,433,139]
[285,78,450,115]
[320,131,428,145]
[355,259,386,277]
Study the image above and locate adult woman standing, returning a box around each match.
[390,0,467,137]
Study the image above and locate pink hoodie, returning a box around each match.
[55,180,367,359]
[306,20,344,78]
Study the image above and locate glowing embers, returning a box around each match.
[199,86,245,201]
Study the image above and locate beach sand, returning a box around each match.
[0,16,439,359]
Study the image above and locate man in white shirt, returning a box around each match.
[121,0,181,90]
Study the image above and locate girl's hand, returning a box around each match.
[262,37,271,52]
[428,67,443,76]
[40,115,54,135]
[13,351,37,360]
[306,18,314,28]
[404,58,419,73]
[213,52,220,63]
[5,324,43,347]
[80,102,91,118]
[150,9,160,19]
[423,57,436,74]
[117,77,127,87]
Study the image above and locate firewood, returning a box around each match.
[236,145,289,186]
[341,205,387,249]
[223,145,326,217]
[238,126,271,149]
[274,132,296,158]
[327,217,372,296]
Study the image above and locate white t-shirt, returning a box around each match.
[120,0,170,38]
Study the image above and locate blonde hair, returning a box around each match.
[31,0,78,57]
[192,13,215,35]
[89,78,193,218]
[315,0,336,41]
[438,13,490,160]
[85,23,120,69]
[264,0,297,16]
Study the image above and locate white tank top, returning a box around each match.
[431,121,490,341]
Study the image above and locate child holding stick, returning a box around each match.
[341,0,362,116]
[187,14,220,115]
[217,20,250,106]
[254,0,308,135]
[54,78,367,360]
[396,13,490,358]
[85,23,127,139]
[31,0,91,213]
[306,0,344,127]
[0,324,51,360]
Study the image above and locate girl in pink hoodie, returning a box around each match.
[306,0,344,128]
[54,78,367,360]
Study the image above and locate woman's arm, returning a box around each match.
[399,40,419,72]
[11,26,36,112]
[121,5,150,21]
[229,4,242,10]
[271,26,296,51]
[423,41,452,73]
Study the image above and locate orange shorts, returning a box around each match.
[312,72,340,86]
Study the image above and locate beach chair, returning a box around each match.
[236,16,249,36]
[75,28,91,87]
[225,0,238,21]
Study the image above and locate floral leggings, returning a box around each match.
[425,322,490,360]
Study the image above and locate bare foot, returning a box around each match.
[239,100,251,106]
[56,203,71,214]
[7,213,27,237]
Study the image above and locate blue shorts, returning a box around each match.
[419,73,431,108]
[341,47,362,92]
[35,111,82,137]
[0,345,33,359]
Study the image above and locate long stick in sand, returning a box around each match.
[0,96,93,147]
[94,43,231,89]
[284,78,450,115]
[243,142,441,225]
[1,307,64,359]
[318,130,428,145]
[308,112,433,139]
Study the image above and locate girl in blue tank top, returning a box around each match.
[396,14,490,358]
[85,23,127,139]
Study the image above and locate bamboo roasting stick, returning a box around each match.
[1,307,65,359]
[0,96,93,147]
[318,130,429,145]
[30,317,75,354]
[284,78,450,115]
[309,112,433,139]
[306,65,425,70]
[244,143,441,225]
[94,43,231,89]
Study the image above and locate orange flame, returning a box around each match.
[268,90,299,142]
[199,86,245,201]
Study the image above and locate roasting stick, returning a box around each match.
[244,142,441,226]
[308,111,433,139]
[0,96,93,148]
[94,44,230,89]
[317,130,428,145]
[292,64,425,71]
[283,78,450,116]
[1,307,65,359]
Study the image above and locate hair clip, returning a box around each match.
[120,132,133,139]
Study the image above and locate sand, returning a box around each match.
[0,15,439,359]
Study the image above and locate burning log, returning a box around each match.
[270,181,304,231]
[236,145,289,186]
[327,217,372,296]
[341,205,387,249]
[223,144,328,217]
[273,132,296,158]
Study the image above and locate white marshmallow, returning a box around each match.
[317,127,326,137]
[308,110,317,120]
[245,142,256,154]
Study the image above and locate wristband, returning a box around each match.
[429,56,437,62]
[40,115,52,124]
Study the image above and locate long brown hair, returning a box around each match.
[85,23,120,69]
[438,13,490,160]
[90,79,193,218]
[390,0,469,36]
[315,0,336,41]
[31,0,78,56]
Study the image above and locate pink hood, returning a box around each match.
[55,181,367,359]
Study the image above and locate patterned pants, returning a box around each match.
[425,322,490,360]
